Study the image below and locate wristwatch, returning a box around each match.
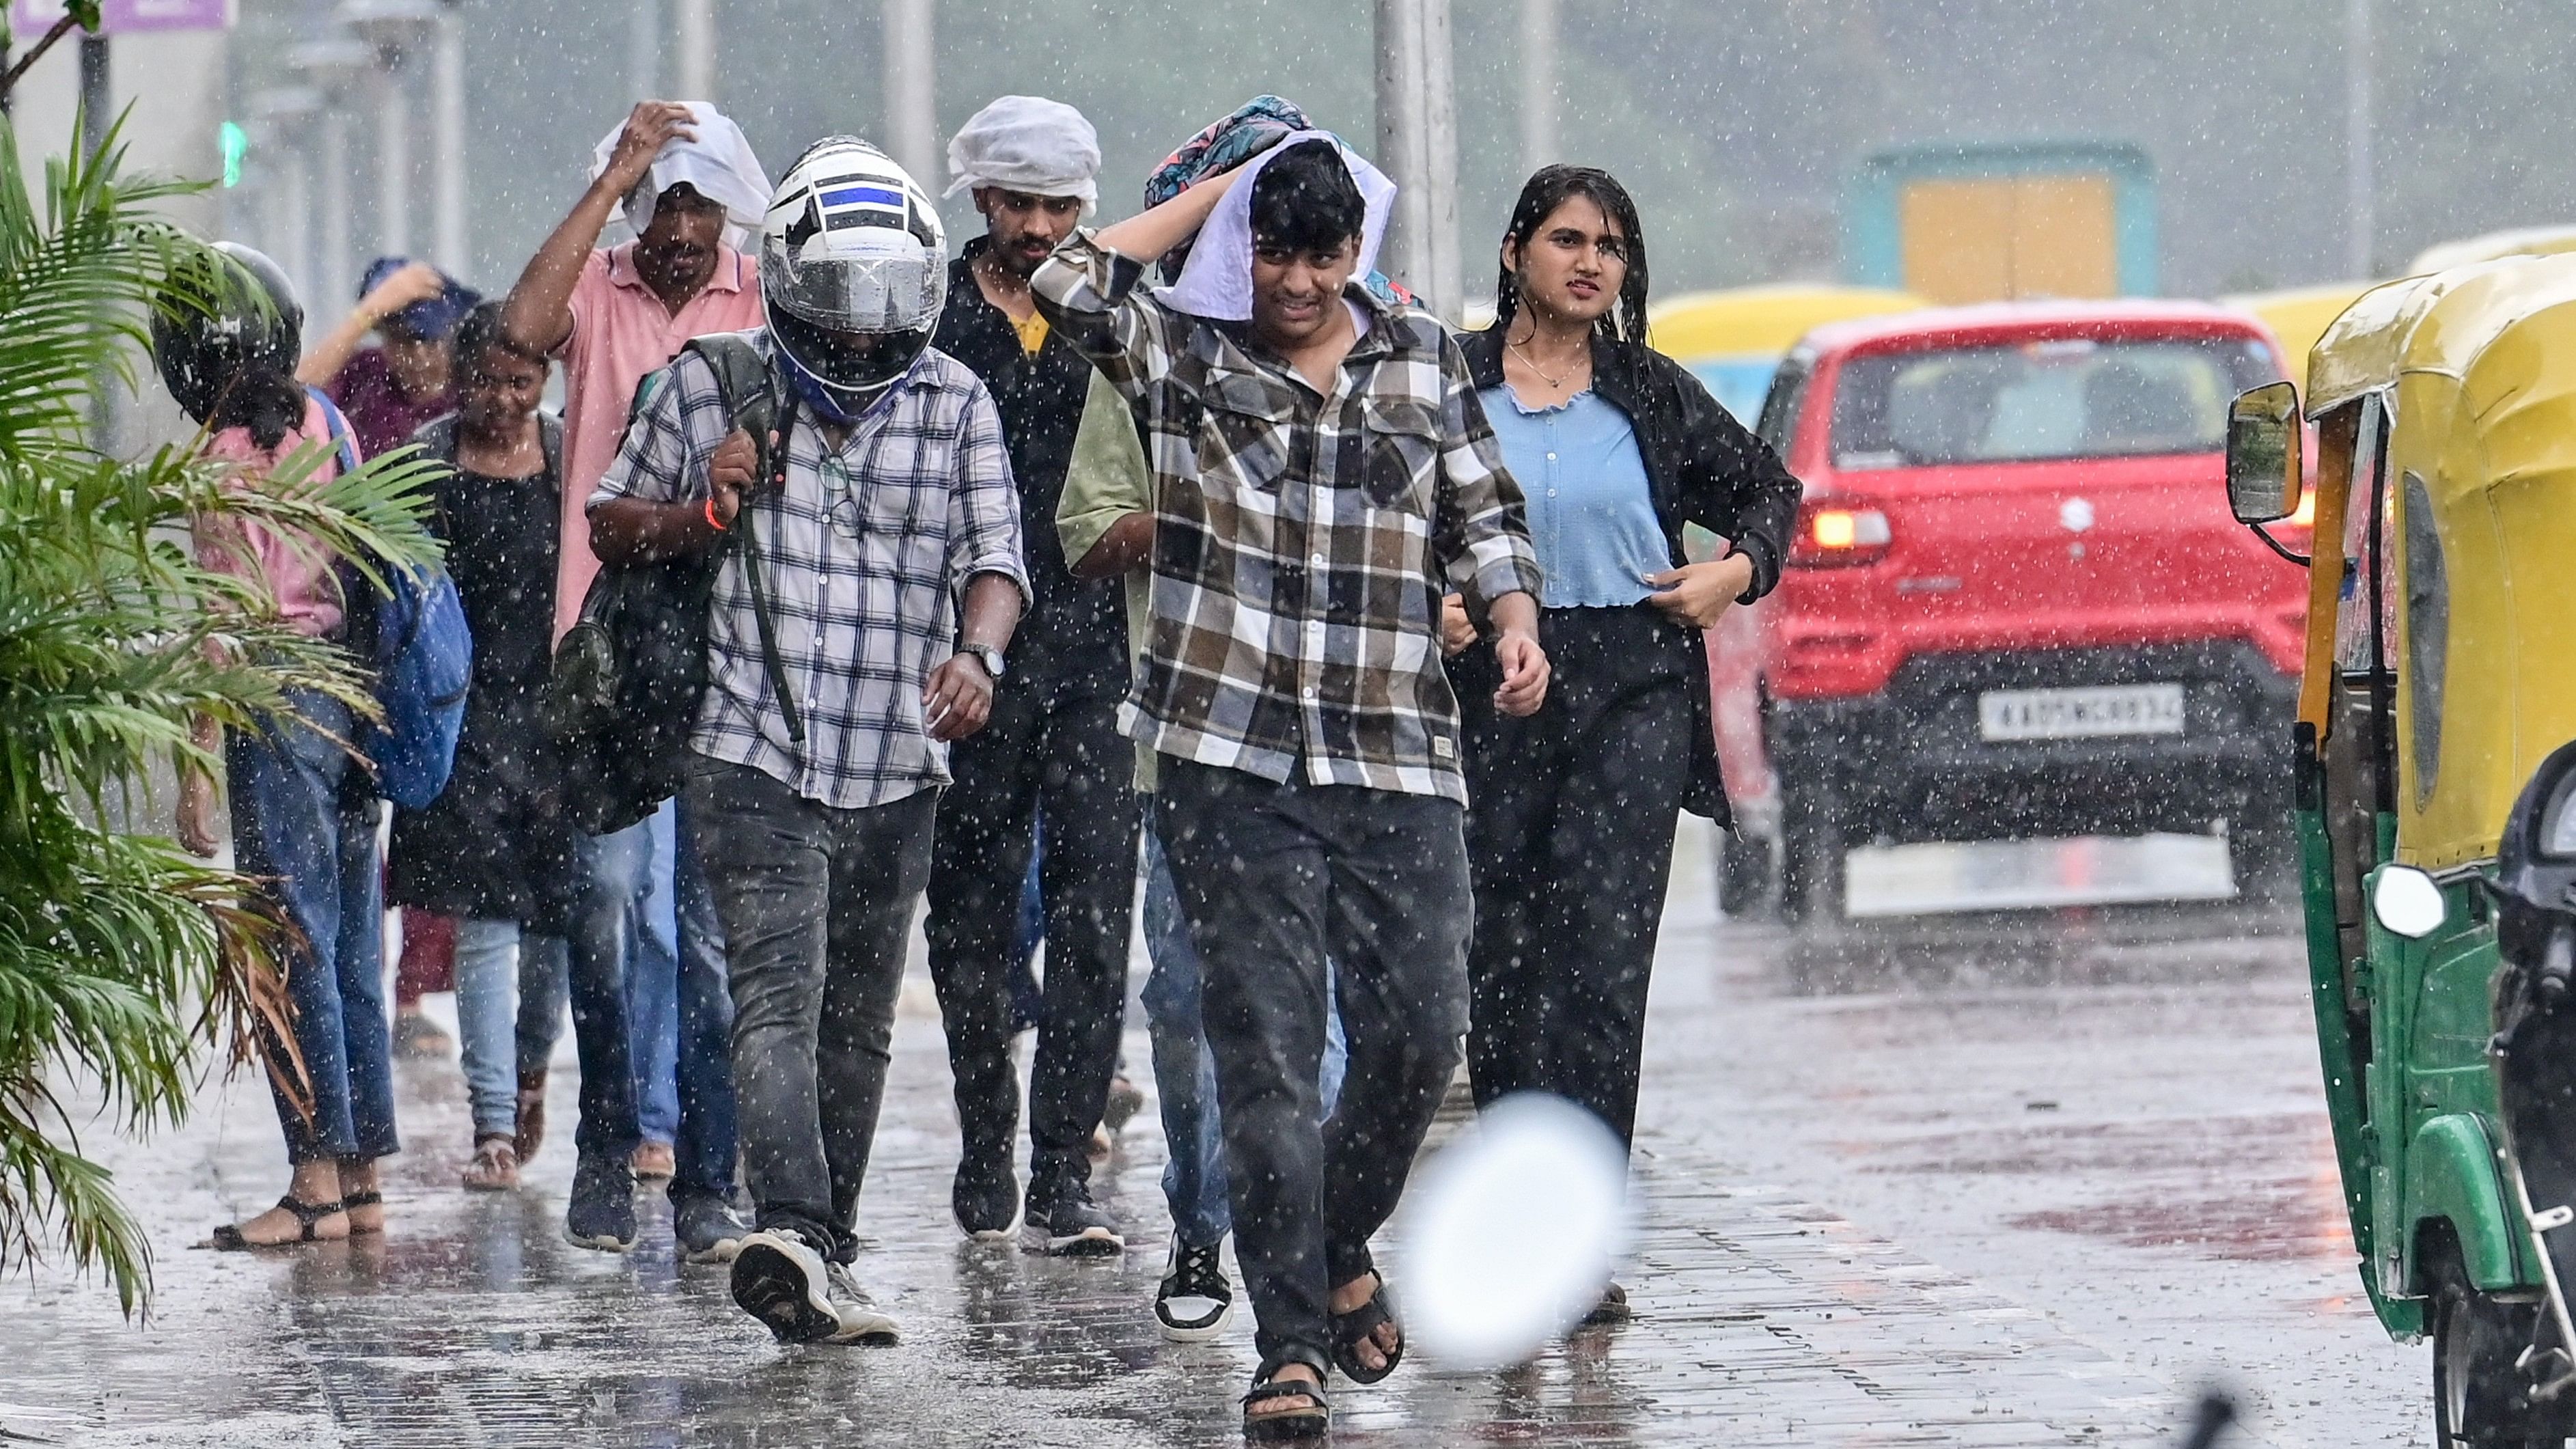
[961,642,1006,680]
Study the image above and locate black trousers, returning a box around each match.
[923,675,1139,1198]
[1156,758,1471,1375]
[1456,604,1695,1150]
[684,756,937,1263]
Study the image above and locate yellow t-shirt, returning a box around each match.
[1011,310,1050,356]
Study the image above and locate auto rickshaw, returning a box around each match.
[2225,251,2576,1445]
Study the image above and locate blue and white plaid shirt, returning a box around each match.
[591,330,1029,810]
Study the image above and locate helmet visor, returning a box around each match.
[768,303,930,396]
[762,230,945,335]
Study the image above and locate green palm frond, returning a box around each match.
[0,104,444,1315]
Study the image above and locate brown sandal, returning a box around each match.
[462,1137,520,1192]
[210,1195,345,1250]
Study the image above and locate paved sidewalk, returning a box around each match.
[3,981,2209,1448]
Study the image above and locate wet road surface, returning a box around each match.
[1,822,2422,1446]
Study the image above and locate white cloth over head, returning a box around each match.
[1154,130,1396,323]
[943,95,1103,210]
[590,102,774,248]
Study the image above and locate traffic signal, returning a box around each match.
[218,120,245,188]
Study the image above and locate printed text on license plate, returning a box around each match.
[1978,684,2185,742]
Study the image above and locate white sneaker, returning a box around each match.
[1154,1234,1235,1342]
[729,1229,840,1343]
[821,1261,900,1345]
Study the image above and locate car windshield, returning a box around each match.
[1830,337,2278,468]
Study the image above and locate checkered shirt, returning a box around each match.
[590,330,1029,810]
[1031,231,1543,803]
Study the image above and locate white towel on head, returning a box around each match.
[1154,130,1396,323]
[944,95,1102,210]
[589,102,773,247]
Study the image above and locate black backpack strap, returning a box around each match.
[679,335,805,749]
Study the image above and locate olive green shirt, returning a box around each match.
[1053,370,1159,791]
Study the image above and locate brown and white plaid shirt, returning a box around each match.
[1032,230,1542,803]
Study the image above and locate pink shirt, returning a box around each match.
[195,394,351,638]
[551,241,764,640]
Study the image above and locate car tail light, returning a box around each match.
[1790,502,1892,567]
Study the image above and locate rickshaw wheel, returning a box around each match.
[2429,1245,2554,1447]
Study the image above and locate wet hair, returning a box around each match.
[1493,165,1652,342]
[1249,139,1366,256]
[451,300,544,383]
[210,366,309,452]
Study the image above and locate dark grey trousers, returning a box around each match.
[1154,758,1472,1376]
[683,755,936,1262]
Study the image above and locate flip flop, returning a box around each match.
[210,1195,345,1251]
[1242,1371,1329,1441]
[1329,1272,1404,1384]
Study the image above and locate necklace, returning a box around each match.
[1508,333,1587,390]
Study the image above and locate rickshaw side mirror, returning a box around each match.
[2372,866,2448,940]
[2226,381,2305,526]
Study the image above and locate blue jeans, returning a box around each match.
[227,694,396,1165]
[1139,827,1344,1250]
[631,804,682,1143]
[574,797,737,1202]
[453,920,568,1140]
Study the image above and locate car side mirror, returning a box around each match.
[2372,866,2448,940]
[2226,381,2305,526]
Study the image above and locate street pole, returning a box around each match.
[2344,0,2374,277]
[372,65,410,256]
[626,0,659,100]
[320,105,352,316]
[1519,0,1559,174]
[883,0,937,187]
[432,5,465,268]
[674,0,712,100]
[77,32,108,155]
[1374,0,1460,320]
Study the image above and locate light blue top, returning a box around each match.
[1480,385,1666,609]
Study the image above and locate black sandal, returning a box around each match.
[1242,1370,1329,1441]
[341,1188,385,1234]
[1329,1272,1404,1384]
[210,1195,344,1251]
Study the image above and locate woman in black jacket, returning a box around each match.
[1448,166,1802,1319]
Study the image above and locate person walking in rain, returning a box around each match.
[1053,95,1360,1344]
[1033,135,1548,1439]
[920,95,1137,1256]
[1449,165,1802,1325]
[387,302,578,1195]
[590,138,1027,1346]
[501,100,770,1258]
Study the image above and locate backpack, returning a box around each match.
[543,335,801,836]
[312,389,473,810]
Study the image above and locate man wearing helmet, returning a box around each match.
[501,100,771,1261]
[1032,137,1549,1438]
[589,138,1029,1347]
[918,95,1137,1258]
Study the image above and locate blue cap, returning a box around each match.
[359,256,481,341]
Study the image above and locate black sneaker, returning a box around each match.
[952,1150,1019,1242]
[563,1154,637,1252]
[1021,1183,1124,1257]
[1155,1234,1234,1341]
[730,1228,840,1343]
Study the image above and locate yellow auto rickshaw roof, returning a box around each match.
[2305,251,2576,868]
[2407,223,2576,277]
[2306,253,2576,417]
[2220,282,2372,389]
[1645,284,1925,361]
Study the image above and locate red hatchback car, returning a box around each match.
[1721,301,2305,924]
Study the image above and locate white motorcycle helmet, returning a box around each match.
[759,137,948,409]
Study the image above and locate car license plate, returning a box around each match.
[1978,683,2185,742]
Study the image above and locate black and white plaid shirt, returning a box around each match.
[590,330,1029,810]
[1031,231,1543,803]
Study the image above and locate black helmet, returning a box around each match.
[152,242,303,426]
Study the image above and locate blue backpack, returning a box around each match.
[310,389,471,810]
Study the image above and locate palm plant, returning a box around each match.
[0,107,441,1313]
